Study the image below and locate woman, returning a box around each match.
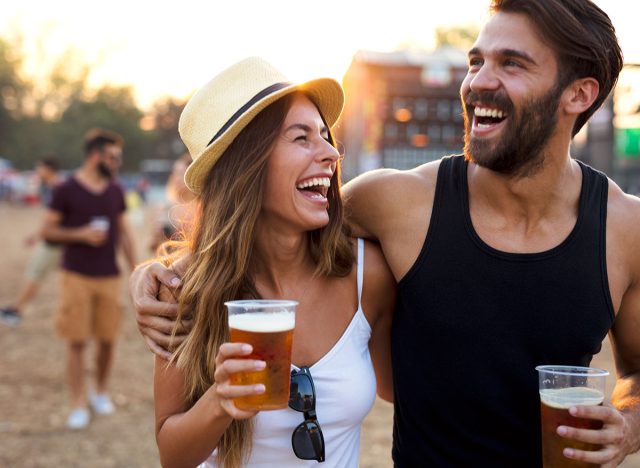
[153,57,395,468]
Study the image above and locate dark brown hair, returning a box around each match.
[83,128,124,155]
[491,0,623,136]
[37,154,60,172]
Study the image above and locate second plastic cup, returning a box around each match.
[536,365,608,468]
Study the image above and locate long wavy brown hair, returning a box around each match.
[168,92,353,467]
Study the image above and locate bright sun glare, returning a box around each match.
[0,0,635,110]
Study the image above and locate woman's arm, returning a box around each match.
[361,240,396,402]
[154,343,266,468]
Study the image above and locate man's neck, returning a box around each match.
[468,150,582,221]
[75,164,109,193]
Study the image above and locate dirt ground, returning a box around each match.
[0,202,638,468]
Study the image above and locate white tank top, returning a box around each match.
[201,239,376,467]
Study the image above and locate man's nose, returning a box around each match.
[469,64,500,93]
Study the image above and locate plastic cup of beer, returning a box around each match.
[89,216,110,232]
[536,365,608,468]
[225,300,297,411]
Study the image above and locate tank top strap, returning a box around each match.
[575,159,609,234]
[357,238,364,306]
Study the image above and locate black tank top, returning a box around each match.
[391,155,615,467]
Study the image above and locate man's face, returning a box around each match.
[35,164,55,185]
[460,12,565,176]
[97,144,122,179]
[463,81,564,176]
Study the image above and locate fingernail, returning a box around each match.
[254,384,265,393]
[569,406,578,416]
[557,426,568,436]
[255,360,266,369]
[241,344,252,353]
[564,448,574,458]
[170,277,181,287]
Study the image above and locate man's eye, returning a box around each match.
[469,58,483,68]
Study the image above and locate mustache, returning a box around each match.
[97,162,113,179]
[464,91,514,113]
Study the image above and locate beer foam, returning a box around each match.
[229,312,295,332]
[540,387,604,409]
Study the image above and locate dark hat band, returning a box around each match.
[207,81,293,146]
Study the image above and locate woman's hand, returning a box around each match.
[212,343,267,419]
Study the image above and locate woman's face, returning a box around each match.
[261,93,341,233]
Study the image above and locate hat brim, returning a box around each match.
[184,77,344,194]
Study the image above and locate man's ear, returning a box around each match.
[561,77,600,115]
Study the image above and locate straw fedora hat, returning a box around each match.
[180,57,345,194]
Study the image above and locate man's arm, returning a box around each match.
[566,272,640,467]
[342,161,440,281]
[118,213,137,272]
[561,192,640,467]
[41,208,106,246]
[609,281,640,457]
[129,257,193,359]
[607,194,640,461]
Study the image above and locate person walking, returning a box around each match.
[42,129,136,430]
[1,156,63,326]
[148,153,196,254]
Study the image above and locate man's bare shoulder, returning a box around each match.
[608,182,640,232]
[607,181,640,265]
[342,158,442,244]
[344,159,440,195]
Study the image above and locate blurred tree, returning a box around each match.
[147,97,187,160]
[57,86,154,172]
[435,25,479,51]
[0,30,182,175]
[0,36,29,158]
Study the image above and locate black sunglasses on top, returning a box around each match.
[289,366,325,462]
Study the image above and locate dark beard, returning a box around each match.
[462,83,564,177]
[97,162,113,179]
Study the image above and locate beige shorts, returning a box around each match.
[25,242,61,281]
[55,271,122,342]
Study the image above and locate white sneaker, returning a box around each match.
[66,407,90,430]
[89,393,115,415]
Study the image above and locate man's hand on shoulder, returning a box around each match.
[129,261,192,359]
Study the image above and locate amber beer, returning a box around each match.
[536,365,608,468]
[226,301,296,411]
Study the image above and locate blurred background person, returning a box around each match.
[0,156,63,327]
[41,129,136,430]
[148,152,196,253]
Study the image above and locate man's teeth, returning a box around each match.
[296,177,331,190]
[474,107,505,119]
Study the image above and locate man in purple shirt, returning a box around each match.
[42,128,136,430]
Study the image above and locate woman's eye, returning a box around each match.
[294,135,308,142]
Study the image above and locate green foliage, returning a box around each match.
[435,25,479,51]
[0,33,183,173]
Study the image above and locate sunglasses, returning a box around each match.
[289,366,325,462]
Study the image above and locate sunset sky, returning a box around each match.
[1,0,636,110]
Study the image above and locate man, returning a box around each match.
[130,0,640,465]
[1,156,62,326]
[43,129,136,430]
